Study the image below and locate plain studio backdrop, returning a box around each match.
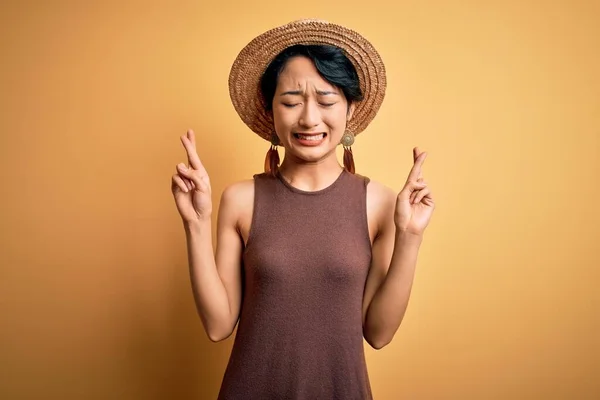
[1,1,598,399]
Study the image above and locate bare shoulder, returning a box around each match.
[365,178,397,237]
[219,178,255,220]
[366,178,396,211]
[220,179,255,208]
[218,178,255,243]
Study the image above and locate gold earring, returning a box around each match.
[340,131,355,147]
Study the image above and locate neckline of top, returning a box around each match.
[275,168,347,195]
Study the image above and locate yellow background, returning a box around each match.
[1,1,598,399]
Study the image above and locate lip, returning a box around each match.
[294,132,326,136]
[293,132,327,146]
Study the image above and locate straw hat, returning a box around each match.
[228,19,387,142]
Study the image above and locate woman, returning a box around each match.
[171,19,434,399]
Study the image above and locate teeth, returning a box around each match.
[297,133,324,141]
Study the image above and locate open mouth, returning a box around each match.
[293,133,326,141]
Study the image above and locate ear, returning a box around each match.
[346,102,356,121]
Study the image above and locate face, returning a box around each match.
[271,56,355,164]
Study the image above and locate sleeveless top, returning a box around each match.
[217,169,374,400]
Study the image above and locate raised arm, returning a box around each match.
[362,148,435,349]
[172,129,247,342]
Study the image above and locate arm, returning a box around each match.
[362,148,434,349]
[362,203,422,349]
[173,130,250,343]
[185,182,248,342]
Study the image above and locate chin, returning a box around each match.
[289,145,336,163]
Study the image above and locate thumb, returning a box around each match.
[407,180,427,191]
[177,164,200,185]
[399,180,427,199]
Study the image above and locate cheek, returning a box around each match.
[272,106,296,129]
[323,107,349,130]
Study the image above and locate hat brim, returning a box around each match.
[228,19,387,142]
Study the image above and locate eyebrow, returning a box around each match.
[279,90,339,96]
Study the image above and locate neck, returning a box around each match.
[278,151,344,192]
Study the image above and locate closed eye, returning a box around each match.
[281,102,336,108]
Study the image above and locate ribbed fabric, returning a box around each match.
[218,169,373,400]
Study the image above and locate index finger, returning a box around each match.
[180,133,206,173]
[407,151,427,182]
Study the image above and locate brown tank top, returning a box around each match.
[218,169,373,400]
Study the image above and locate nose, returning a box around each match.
[298,100,321,129]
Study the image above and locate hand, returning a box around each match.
[394,147,435,235]
[171,129,213,223]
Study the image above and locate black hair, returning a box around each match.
[259,44,364,111]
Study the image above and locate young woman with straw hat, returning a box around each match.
[171,19,435,399]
